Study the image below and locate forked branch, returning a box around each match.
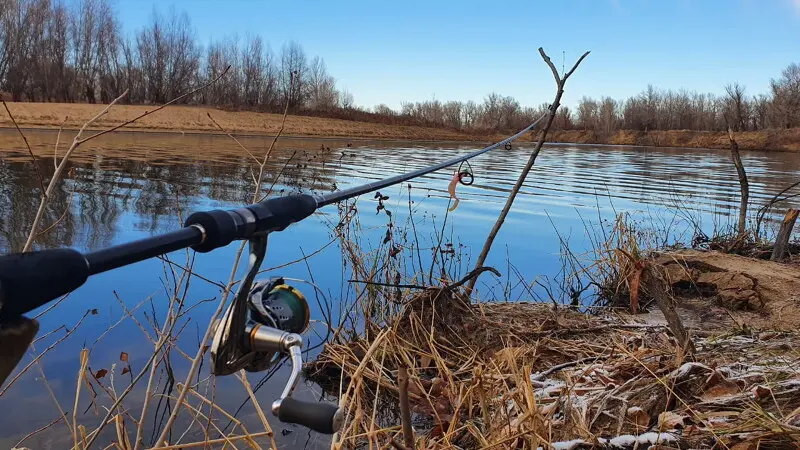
[467,47,590,294]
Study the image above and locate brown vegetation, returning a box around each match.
[0,102,479,141]
[310,253,800,449]
[7,102,800,151]
[548,128,800,151]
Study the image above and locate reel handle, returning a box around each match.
[274,397,343,434]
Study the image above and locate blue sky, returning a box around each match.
[114,0,800,110]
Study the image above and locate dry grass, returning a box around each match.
[310,288,800,449]
[0,102,480,142]
[6,103,800,151]
[549,129,800,152]
[309,205,800,449]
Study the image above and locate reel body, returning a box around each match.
[209,235,342,434]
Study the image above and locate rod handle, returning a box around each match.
[274,397,343,434]
[0,249,89,320]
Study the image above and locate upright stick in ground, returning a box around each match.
[466,48,590,294]
[771,208,799,261]
[727,128,749,238]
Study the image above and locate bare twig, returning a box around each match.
[530,356,602,381]
[254,236,336,275]
[154,68,292,447]
[151,431,274,449]
[755,179,800,238]
[237,371,279,450]
[398,366,415,448]
[32,343,73,437]
[36,193,74,237]
[33,293,71,320]
[348,279,427,290]
[54,116,68,169]
[24,67,229,252]
[256,74,295,202]
[467,48,590,293]
[79,67,230,143]
[206,113,260,164]
[13,415,65,448]
[442,266,501,293]
[2,100,46,196]
[23,90,128,251]
[0,310,91,396]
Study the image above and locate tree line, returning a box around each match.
[389,65,800,134]
[2,0,799,134]
[0,0,350,112]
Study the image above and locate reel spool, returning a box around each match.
[210,276,310,375]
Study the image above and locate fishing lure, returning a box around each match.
[447,170,474,211]
[448,171,461,211]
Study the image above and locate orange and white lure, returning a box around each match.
[447,171,461,211]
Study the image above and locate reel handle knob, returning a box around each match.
[273,397,343,434]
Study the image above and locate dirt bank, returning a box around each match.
[3,103,799,151]
[550,128,800,151]
[0,102,480,142]
[645,249,800,331]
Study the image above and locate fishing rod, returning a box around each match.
[0,111,547,434]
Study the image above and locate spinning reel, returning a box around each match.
[210,235,343,434]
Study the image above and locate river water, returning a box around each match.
[0,129,798,448]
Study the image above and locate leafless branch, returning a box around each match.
[13,415,65,448]
[79,66,230,143]
[468,48,590,293]
[154,67,294,447]
[206,112,260,164]
[0,310,91,396]
[3,100,46,195]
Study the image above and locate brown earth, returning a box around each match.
[3,102,800,151]
[549,128,800,151]
[0,102,481,142]
[645,250,800,331]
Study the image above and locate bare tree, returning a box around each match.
[70,0,113,102]
[442,101,463,128]
[373,103,395,116]
[306,55,338,111]
[461,100,479,129]
[576,96,598,130]
[338,87,354,109]
[241,35,265,107]
[43,2,71,102]
[136,7,199,104]
[3,0,50,101]
[279,40,308,110]
[724,82,749,131]
[771,63,800,129]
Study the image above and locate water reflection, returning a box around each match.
[1,129,799,448]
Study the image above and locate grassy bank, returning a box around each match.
[3,102,800,151]
[0,102,479,142]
